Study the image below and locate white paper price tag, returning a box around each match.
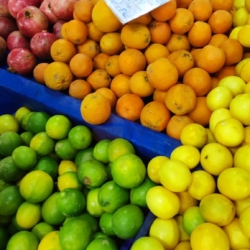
[105,0,170,24]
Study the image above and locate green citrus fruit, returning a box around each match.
[0,226,10,250]
[0,179,11,192]
[99,212,116,236]
[93,231,109,239]
[75,147,95,167]
[37,230,61,250]
[27,112,51,134]
[57,171,83,191]
[55,138,78,160]
[20,112,34,131]
[14,107,31,122]
[98,180,130,213]
[130,236,165,250]
[86,236,118,250]
[86,188,104,217]
[20,131,34,146]
[31,222,55,241]
[93,139,111,163]
[0,114,19,135]
[19,170,54,203]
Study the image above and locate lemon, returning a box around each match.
[57,172,83,191]
[14,106,31,122]
[188,170,216,201]
[233,7,248,27]
[170,145,200,170]
[174,215,190,241]
[240,59,250,82]
[158,159,192,192]
[0,114,19,135]
[239,206,250,238]
[238,25,250,47]
[176,191,198,215]
[234,0,246,9]
[229,26,243,39]
[234,195,250,216]
[200,143,233,176]
[205,128,217,143]
[146,186,180,219]
[223,217,250,249]
[180,123,207,149]
[38,231,61,250]
[173,241,192,250]
[235,57,250,76]
[131,236,165,250]
[206,86,233,111]
[149,217,179,250]
[58,160,78,175]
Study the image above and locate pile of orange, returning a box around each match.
[33,0,247,140]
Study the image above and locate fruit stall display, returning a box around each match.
[1,0,250,249]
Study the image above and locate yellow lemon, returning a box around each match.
[229,26,244,39]
[149,217,179,250]
[131,236,165,250]
[188,170,216,201]
[240,59,250,82]
[235,57,250,76]
[170,145,200,170]
[244,82,250,94]
[158,159,192,193]
[214,117,245,147]
[238,25,250,48]
[173,241,192,250]
[14,106,31,122]
[205,128,217,143]
[234,0,246,9]
[147,156,169,183]
[233,7,248,27]
[234,195,250,217]
[57,172,83,191]
[176,190,198,215]
[234,144,250,172]
[174,215,190,242]
[180,123,207,149]
[58,160,78,175]
[38,231,62,250]
[239,206,250,238]
[146,186,180,219]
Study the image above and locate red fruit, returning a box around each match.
[0,0,10,17]
[7,30,30,51]
[50,0,78,20]
[39,0,59,24]
[53,20,66,39]
[0,16,18,40]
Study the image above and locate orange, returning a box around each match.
[105,55,121,77]
[188,97,212,126]
[190,48,202,66]
[208,34,229,47]
[166,115,194,140]
[215,66,236,80]
[110,74,132,98]
[86,69,111,90]
[169,8,194,35]
[176,0,193,8]
[165,84,197,115]
[69,53,93,78]
[93,53,110,69]
[210,0,234,11]
[188,21,212,48]
[73,0,94,23]
[208,10,233,34]
[50,38,76,63]
[197,45,226,74]
[148,20,171,45]
[44,62,73,91]
[146,58,179,91]
[95,87,117,109]
[144,43,170,65]
[183,67,212,96]
[167,50,194,77]
[118,49,147,76]
[80,92,111,125]
[115,93,144,121]
[33,63,49,85]
[150,0,177,21]
[166,33,191,53]
[153,89,168,103]
[188,0,213,21]
[140,101,171,132]
[129,12,153,25]
[76,39,100,59]
[86,21,105,42]
[68,79,92,100]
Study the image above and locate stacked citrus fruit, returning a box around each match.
[0,106,157,250]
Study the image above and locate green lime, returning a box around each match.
[0,156,26,183]
[6,231,38,250]
[55,138,78,160]
[20,170,54,203]
[20,131,34,146]
[111,153,146,189]
[41,192,66,226]
[77,159,108,188]
[12,146,37,170]
[107,138,135,163]
[31,222,55,241]
[45,115,72,140]
[98,180,130,213]
[29,132,55,156]
[32,156,58,180]
[15,107,31,122]
[86,188,104,217]
[130,176,157,208]
[57,188,86,217]
[93,139,111,163]
[27,111,51,134]
[20,112,34,131]
[68,125,93,150]
[0,131,23,157]
[0,215,12,226]
[0,114,19,135]
[75,147,95,168]
[0,186,24,216]
[112,204,144,240]
[93,231,109,239]
[0,226,10,250]
[86,236,118,250]
[99,212,115,236]
[57,171,83,191]
[0,179,11,192]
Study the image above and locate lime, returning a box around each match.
[0,226,10,250]
[75,147,95,167]
[68,125,93,150]
[59,218,92,250]
[99,212,116,236]
[20,131,34,146]
[55,138,78,160]
[6,231,38,250]
[98,180,130,213]
[57,171,83,191]
[112,204,144,240]
[20,170,54,203]
[37,231,61,250]
[0,131,23,157]
[29,132,55,156]
[16,201,42,229]
[130,176,157,208]
[131,236,165,250]
[86,188,104,217]
[93,231,109,239]
[31,222,55,241]
[58,160,77,175]
[27,112,51,134]
[111,153,146,189]
[107,138,135,162]
[41,192,66,226]
[0,114,19,135]
[20,112,34,131]
[0,179,11,192]
[86,236,118,250]
[93,139,111,163]
[0,186,24,216]
[77,159,108,188]
[45,115,72,140]
[12,145,37,170]
[14,107,31,122]
[32,156,59,180]
[56,188,86,217]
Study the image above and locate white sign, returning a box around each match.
[105,0,170,24]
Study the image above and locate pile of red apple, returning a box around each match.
[0,0,77,74]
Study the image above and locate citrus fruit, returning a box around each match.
[86,236,118,250]
[173,241,192,250]
[131,236,164,250]
[20,131,34,146]
[38,231,61,250]
[57,171,83,191]
[20,111,34,131]
[0,226,10,250]
[112,204,144,240]
[99,212,115,236]
[74,147,95,167]
[0,179,11,192]
[177,191,198,215]
[239,206,250,238]
[55,138,78,160]
[174,215,190,242]
[111,153,146,189]
[31,222,55,241]
[98,180,129,213]
[14,106,31,122]
[86,188,104,217]
[93,139,111,164]
[27,111,51,134]
[234,195,250,217]
[238,25,250,47]
[0,114,19,135]
[233,7,248,26]
[234,144,250,172]
[58,160,77,175]
[19,170,54,203]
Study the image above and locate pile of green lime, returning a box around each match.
[0,107,156,250]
